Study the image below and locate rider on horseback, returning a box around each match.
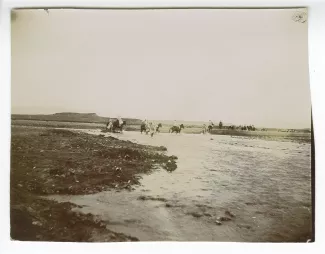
[143,119,148,126]
[142,119,151,134]
[207,120,214,133]
[118,116,123,126]
[110,116,125,133]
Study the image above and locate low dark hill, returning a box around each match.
[11,113,142,125]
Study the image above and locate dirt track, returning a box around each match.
[10,126,177,241]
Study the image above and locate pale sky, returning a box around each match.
[11,8,311,128]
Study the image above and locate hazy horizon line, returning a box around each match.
[11,110,311,129]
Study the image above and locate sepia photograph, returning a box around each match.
[10,7,313,242]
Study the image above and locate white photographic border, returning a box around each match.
[1,0,324,253]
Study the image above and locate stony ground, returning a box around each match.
[10,126,177,241]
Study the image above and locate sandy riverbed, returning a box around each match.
[10,126,313,242]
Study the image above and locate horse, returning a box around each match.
[156,123,162,133]
[169,124,184,134]
[112,119,126,133]
[140,122,155,136]
[207,125,213,133]
[140,123,148,134]
[141,122,152,135]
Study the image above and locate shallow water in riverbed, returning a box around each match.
[50,130,312,242]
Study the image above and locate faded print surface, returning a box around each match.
[10,8,312,242]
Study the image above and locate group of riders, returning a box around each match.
[202,120,215,134]
[106,117,215,137]
[140,119,162,137]
[105,117,125,133]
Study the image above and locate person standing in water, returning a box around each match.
[203,124,207,134]
[107,118,113,130]
[149,122,155,137]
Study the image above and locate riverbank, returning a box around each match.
[12,119,311,144]
[10,126,177,241]
[40,129,313,242]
